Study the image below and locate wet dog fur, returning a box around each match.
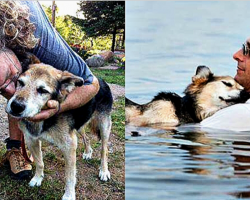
[6,55,113,200]
[126,66,249,127]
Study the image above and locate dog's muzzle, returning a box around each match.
[219,90,250,104]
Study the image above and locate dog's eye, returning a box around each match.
[17,80,25,87]
[37,87,49,94]
[222,81,233,87]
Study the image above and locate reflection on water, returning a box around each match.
[126,126,250,200]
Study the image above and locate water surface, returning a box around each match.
[126,125,250,200]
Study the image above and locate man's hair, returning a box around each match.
[0,1,39,50]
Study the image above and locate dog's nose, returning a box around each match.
[10,100,26,114]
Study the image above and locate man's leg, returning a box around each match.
[3,116,32,180]
[9,116,22,141]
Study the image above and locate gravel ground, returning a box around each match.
[0,83,124,142]
[108,83,125,100]
[0,96,8,142]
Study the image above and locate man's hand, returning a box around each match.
[27,100,60,122]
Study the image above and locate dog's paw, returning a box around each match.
[29,175,44,187]
[99,169,110,181]
[62,193,75,200]
[82,147,93,160]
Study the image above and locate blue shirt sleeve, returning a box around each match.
[21,1,93,85]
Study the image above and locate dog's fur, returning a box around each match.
[126,66,249,127]
[6,57,113,200]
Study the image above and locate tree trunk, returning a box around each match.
[122,29,125,48]
[51,1,56,27]
[111,27,117,52]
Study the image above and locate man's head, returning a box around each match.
[0,1,39,99]
[0,48,22,99]
[233,38,250,92]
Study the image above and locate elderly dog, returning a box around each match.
[126,66,249,127]
[6,59,113,200]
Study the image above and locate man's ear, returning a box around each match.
[60,71,84,94]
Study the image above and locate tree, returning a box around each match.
[42,4,113,52]
[42,5,85,45]
[75,1,125,52]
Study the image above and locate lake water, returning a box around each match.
[125,1,250,200]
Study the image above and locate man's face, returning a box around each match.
[0,51,22,99]
[233,38,250,92]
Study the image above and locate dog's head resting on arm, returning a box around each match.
[184,65,248,120]
[6,54,84,118]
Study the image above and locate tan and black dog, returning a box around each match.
[126,66,249,127]
[6,56,113,200]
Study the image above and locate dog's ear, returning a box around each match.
[192,65,214,84]
[28,53,41,64]
[15,51,41,72]
[59,71,84,95]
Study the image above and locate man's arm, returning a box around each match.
[19,1,100,122]
[200,103,250,131]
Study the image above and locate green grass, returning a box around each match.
[112,97,125,140]
[0,174,63,199]
[91,68,125,86]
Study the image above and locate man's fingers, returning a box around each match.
[47,100,59,109]
[26,101,60,122]
[28,108,57,122]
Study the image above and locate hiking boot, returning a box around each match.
[2,147,32,180]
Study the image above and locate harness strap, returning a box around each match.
[21,134,33,163]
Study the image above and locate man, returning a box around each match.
[201,39,250,131]
[0,1,99,179]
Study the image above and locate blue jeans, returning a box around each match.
[21,1,93,85]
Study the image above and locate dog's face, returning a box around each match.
[6,64,83,118]
[185,66,249,120]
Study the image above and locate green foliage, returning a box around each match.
[74,1,125,51]
[77,1,125,37]
[112,97,125,140]
[113,55,125,69]
[41,4,113,51]
[42,5,84,45]
[57,16,85,45]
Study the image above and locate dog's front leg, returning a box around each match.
[99,114,112,181]
[25,137,44,187]
[60,130,77,200]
